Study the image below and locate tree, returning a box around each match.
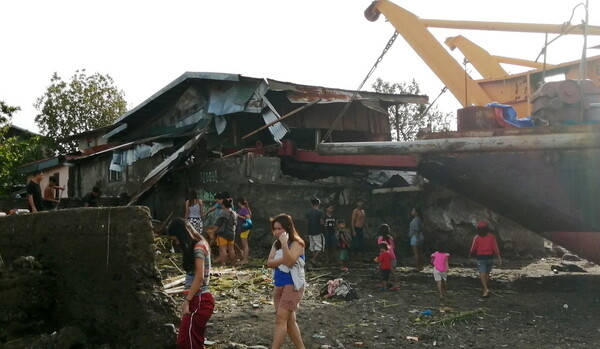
[1,100,19,126]
[0,101,46,194]
[372,78,453,141]
[34,69,127,153]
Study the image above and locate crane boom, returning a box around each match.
[365,0,600,116]
[367,0,491,107]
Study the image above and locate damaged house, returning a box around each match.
[65,72,427,225]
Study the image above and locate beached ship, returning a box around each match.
[320,0,600,263]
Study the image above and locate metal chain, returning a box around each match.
[321,31,399,143]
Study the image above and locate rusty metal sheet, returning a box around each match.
[265,79,428,106]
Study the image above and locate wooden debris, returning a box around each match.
[429,308,485,326]
[162,276,185,289]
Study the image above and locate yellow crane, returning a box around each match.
[365,0,600,117]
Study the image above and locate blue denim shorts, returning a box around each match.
[477,259,493,273]
[410,236,423,246]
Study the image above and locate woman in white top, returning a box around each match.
[185,189,204,233]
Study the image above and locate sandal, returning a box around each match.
[482,290,490,297]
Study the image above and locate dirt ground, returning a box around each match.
[160,250,600,349]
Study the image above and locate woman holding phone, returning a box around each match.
[266,214,306,349]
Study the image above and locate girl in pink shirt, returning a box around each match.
[431,242,450,299]
[377,224,400,290]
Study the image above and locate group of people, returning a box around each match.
[169,210,305,349]
[23,170,100,213]
[304,198,372,270]
[169,194,502,349]
[183,190,253,266]
[303,198,427,272]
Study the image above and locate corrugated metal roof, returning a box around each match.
[115,72,240,124]
[262,108,289,142]
[115,72,428,126]
[265,79,428,105]
[18,156,64,174]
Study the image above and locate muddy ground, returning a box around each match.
[160,250,600,349]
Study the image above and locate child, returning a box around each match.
[375,243,393,290]
[323,204,338,264]
[336,219,351,271]
[305,197,325,266]
[377,223,400,290]
[431,242,450,299]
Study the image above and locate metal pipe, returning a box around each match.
[421,18,600,35]
[318,132,600,155]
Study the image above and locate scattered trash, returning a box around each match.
[354,342,364,346]
[312,334,326,339]
[421,309,433,316]
[320,278,353,299]
[563,304,569,309]
[408,309,420,314]
[406,336,419,342]
[205,340,217,345]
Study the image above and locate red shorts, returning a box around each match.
[273,284,304,312]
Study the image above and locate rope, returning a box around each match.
[321,31,399,143]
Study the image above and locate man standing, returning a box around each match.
[26,171,44,213]
[83,186,101,207]
[305,197,324,266]
[42,176,65,210]
[351,199,369,262]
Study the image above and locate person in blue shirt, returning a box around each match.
[267,214,306,349]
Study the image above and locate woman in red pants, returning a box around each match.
[168,218,214,349]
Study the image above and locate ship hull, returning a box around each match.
[419,148,600,264]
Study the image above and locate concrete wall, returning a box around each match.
[72,154,164,198]
[0,206,178,347]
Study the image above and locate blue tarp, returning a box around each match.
[486,102,534,128]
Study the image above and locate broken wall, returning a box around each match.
[0,206,178,347]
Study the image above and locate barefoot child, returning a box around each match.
[336,219,351,271]
[377,224,400,290]
[374,243,393,290]
[431,243,450,299]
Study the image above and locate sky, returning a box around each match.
[1,0,598,133]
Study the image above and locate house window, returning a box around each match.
[109,170,122,182]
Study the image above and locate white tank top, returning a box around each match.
[188,201,201,218]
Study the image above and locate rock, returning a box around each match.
[11,256,43,271]
[562,254,582,262]
[30,326,87,348]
